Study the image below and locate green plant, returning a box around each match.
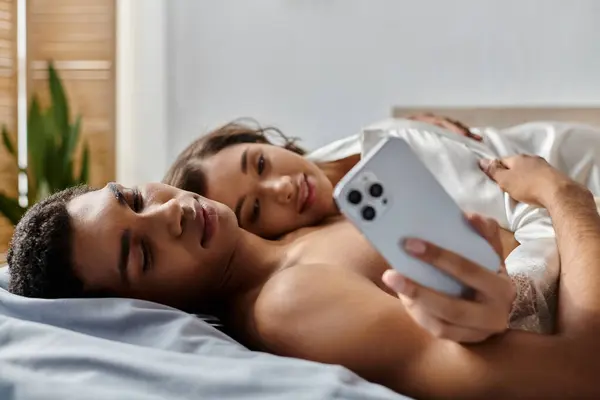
[0,61,90,225]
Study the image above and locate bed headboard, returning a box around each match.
[391,107,600,129]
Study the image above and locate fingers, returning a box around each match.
[478,158,510,184]
[463,213,503,259]
[407,113,480,141]
[467,132,483,141]
[402,238,504,296]
[383,270,500,342]
[440,118,481,141]
[384,270,506,331]
[403,306,495,343]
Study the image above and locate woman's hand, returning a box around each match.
[382,213,515,343]
[407,113,482,141]
[479,155,582,207]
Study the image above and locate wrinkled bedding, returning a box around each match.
[309,119,600,333]
[0,267,406,400]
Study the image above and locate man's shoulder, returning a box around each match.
[257,263,365,313]
[252,264,374,343]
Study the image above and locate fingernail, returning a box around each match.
[403,238,426,255]
[478,159,492,169]
[394,276,407,294]
[383,270,406,293]
[396,277,416,298]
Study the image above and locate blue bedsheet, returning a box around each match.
[0,267,408,400]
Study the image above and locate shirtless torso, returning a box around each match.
[292,216,516,277]
[283,217,516,294]
[226,217,519,397]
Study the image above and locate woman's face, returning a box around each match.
[201,143,336,238]
[67,182,240,309]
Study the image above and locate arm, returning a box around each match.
[254,266,597,399]
[542,181,600,334]
[407,113,483,141]
[482,155,600,336]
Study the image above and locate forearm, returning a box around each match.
[543,182,600,335]
[264,266,600,399]
[401,323,599,399]
[469,330,598,398]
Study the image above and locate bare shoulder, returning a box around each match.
[252,264,405,362]
[254,263,374,331]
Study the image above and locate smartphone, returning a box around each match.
[333,136,500,297]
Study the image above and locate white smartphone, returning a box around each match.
[333,136,500,297]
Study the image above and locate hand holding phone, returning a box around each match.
[333,137,501,297]
[383,213,515,343]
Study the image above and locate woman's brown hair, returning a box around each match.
[163,119,306,195]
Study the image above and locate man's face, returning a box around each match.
[67,182,240,310]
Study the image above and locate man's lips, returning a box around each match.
[194,200,218,248]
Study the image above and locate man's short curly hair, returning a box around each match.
[7,185,95,298]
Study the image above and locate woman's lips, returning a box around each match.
[298,174,316,214]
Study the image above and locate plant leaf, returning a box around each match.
[0,191,26,225]
[1,125,16,159]
[64,114,82,172]
[63,159,74,188]
[47,60,69,140]
[48,61,71,188]
[27,96,46,188]
[41,108,65,192]
[37,180,50,202]
[78,142,90,184]
[43,130,61,192]
[27,169,37,206]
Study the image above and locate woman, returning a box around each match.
[163,115,478,239]
[165,114,600,337]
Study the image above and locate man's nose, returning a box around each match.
[147,198,184,237]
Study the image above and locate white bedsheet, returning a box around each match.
[308,119,600,333]
[0,267,406,400]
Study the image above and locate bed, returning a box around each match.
[0,266,406,400]
[2,106,598,400]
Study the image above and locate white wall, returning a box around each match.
[116,0,168,186]
[120,0,600,182]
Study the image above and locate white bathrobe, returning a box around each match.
[307,119,600,333]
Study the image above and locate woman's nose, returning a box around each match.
[261,176,294,204]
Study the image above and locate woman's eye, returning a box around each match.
[257,154,265,175]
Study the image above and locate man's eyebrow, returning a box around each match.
[118,229,131,285]
[108,183,126,206]
[241,148,248,174]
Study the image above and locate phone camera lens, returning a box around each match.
[369,183,383,198]
[347,190,362,205]
[362,206,376,221]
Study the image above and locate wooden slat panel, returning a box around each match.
[0,0,16,253]
[0,0,116,250]
[29,0,115,188]
[29,1,113,60]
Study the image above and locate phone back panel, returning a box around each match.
[333,137,500,296]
